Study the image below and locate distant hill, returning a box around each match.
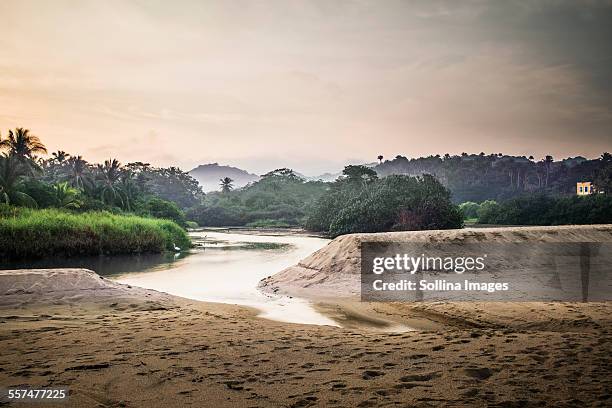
[189,163,260,192]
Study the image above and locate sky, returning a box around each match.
[1,0,611,176]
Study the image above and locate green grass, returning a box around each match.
[0,206,190,260]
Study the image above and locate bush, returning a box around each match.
[0,207,190,260]
[477,194,612,225]
[144,198,187,227]
[476,200,502,224]
[186,205,244,227]
[306,172,463,237]
[20,180,56,208]
[459,201,480,220]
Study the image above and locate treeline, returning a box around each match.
[460,195,612,225]
[1,128,202,227]
[0,127,196,259]
[376,152,612,203]
[186,165,463,237]
[186,168,327,228]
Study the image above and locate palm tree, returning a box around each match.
[220,177,234,193]
[66,155,90,190]
[544,155,554,187]
[51,150,69,164]
[377,155,383,164]
[0,154,37,206]
[0,128,47,159]
[118,170,138,211]
[52,182,81,209]
[96,159,123,206]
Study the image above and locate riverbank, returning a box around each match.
[1,268,610,407]
[0,207,190,260]
[259,224,612,299]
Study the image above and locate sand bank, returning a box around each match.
[258,225,612,299]
[1,267,611,407]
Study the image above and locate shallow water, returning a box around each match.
[109,230,341,326]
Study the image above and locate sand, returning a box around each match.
[258,225,612,299]
[1,267,611,407]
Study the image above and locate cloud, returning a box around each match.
[0,0,610,174]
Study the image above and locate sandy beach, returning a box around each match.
[1,268,611,407]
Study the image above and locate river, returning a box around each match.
[1,229,341,327]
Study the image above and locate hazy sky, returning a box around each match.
[1,0,611,175]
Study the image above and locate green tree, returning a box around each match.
[459,201,480,219]
[51,150,69,164]
[307,173,462,237]
[0,154,37,207]
[144,198,187,227]
[0,128,47,159]
[96,158,123,206]
[20,179,56,208]
[0,128,47,174]
[544,155,554,186]
[66,155,91,190]
[476,200,501,224]
[341,165,378,184]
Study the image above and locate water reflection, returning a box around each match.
[113,230,339,326]
[0,251,190,276]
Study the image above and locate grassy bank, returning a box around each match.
[0,206,190,260]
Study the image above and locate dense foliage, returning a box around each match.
[458,201,480,220]
[0,205,190,260]
[473,195,612,225]
[186,168,327,227]
[376,152,611,203]
[0,128,202,227]
[305,166,463,237]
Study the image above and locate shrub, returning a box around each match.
[479,194,612,225]
[186,205,244,227]
[459,201,480,220]
[144,198,187,227]
[477,200,502,224]
[307,172,463,237]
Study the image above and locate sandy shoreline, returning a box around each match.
[1,268,611,407]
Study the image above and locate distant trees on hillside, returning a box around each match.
[186,169,327,228]
[375,153,611,203]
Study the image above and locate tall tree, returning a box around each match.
[96,159,123,206]
[0,128,47,160]
[66,155,90,190]
[544,155,554,186]
[0,154,37,206]
[219,177,234,193]
[51,150,69,164]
